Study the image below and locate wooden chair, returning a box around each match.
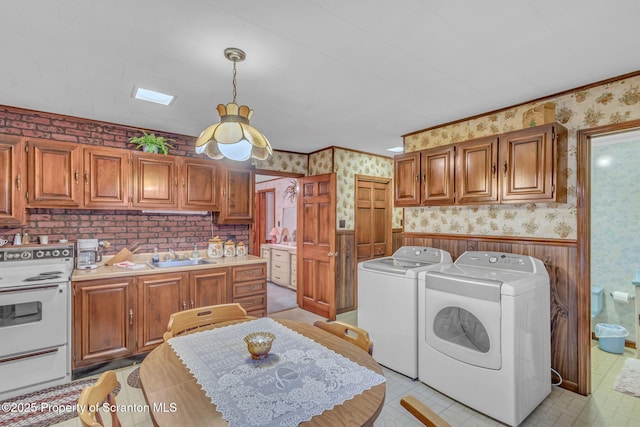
[163,303,256,340]
[313,320,373,355]
[400,395,451,427]
[77,370,121,427]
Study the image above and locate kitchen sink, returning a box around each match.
[148,259,215,268]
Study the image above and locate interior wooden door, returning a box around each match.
[297,173,337,319]
[253,189,275,256]
[355,175,392,263]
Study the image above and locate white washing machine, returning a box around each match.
[357,247,452,378]
[418,251,550,426]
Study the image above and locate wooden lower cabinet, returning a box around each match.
[231,264,267,317]
[189,268,231,308]
[136,272,188,353]
[72,262,267,369]
[73,277,136,369]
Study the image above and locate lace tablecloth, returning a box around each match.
[168,317,386,427]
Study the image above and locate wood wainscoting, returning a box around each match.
[402,233,583,394]
[336,228,405,315]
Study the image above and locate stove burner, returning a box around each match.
[37,271,64,276]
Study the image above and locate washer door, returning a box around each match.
[424,272,502,370]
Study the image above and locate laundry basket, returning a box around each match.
[595,323,629,354]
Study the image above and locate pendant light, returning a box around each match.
[195,48,272,161]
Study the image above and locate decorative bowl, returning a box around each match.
[244,332,275,360]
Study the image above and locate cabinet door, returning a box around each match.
[132,152,179,208]
[420,146,455,205]
[189,268,230,308]
[0,135,26,225]
[500,124,565,202]
[27,138,82,207]
[137,272,188,353]
[456,136,499,204]
[181,157,220,211]
[73,278,135,368]
[393,152,420,207]
[84,146,131,208]
[217,165,254,223]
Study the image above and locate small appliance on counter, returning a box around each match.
[77,238,101,269]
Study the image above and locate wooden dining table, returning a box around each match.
[139,319,386,426]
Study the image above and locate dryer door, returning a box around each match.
[424,272,502,369]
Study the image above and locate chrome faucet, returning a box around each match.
[166,248,179,261]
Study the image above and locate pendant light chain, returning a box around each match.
[232,60,238,104]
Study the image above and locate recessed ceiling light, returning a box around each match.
[386,146,404,153]
[133,87,175,106]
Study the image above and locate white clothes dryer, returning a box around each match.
[418,251,550,426]
[357,247,452,379]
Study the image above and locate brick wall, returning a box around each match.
[0,105,250,254]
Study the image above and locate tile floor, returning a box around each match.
[54,308,640,426]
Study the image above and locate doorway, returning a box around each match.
[253,189,275,255]
[577,118,640,394]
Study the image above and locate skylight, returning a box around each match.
[133,87,175,106]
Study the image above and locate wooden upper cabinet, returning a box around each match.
[420,146,455,205]
[0,135,26,225]
[180,157,220,211]
[84,146,131,209]
[393,152,420,207]
[132,151,179,209]
[455,136,499,204]
[27,138,82,207]
[217,164,254,223]
[500,123,567,203]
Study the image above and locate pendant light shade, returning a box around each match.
[195,48,272,161]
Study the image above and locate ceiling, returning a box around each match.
[2,1,640,158]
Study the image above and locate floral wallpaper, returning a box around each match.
[308,148,334,176]
[590,138,640,335]
[252,150,308,175]
[307,148,400,230]
[404,75,640,239]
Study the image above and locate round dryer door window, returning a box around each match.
[433,307,490,353]
[425,287,502,370]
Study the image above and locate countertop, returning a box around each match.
[260,243,297,251]
[72,252,266,282]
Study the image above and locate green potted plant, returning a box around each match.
[128,131,175,154]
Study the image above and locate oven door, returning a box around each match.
[0,282,69,357]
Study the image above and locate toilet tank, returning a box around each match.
[591,286,604,316]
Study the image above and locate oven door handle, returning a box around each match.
[0,284,61,294]
[0,347,59,364]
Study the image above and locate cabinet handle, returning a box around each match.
[182,301,187,310]
[190,300,194,308]
[175,177,178,188]
[74,169,79,184]
[129,309,133,326]
[415,174,419,182]
[492,163,497,177]
[503,161,508,177]
[16,175,21,190]
[84,171,89,184]
[327,252,339,257]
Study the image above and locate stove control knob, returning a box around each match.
[62,249,70,257]
[52,250,60,257]
[36,250,45,258]
[489,256,498,263]
[6,253,14,260]
[21,251,31,259]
